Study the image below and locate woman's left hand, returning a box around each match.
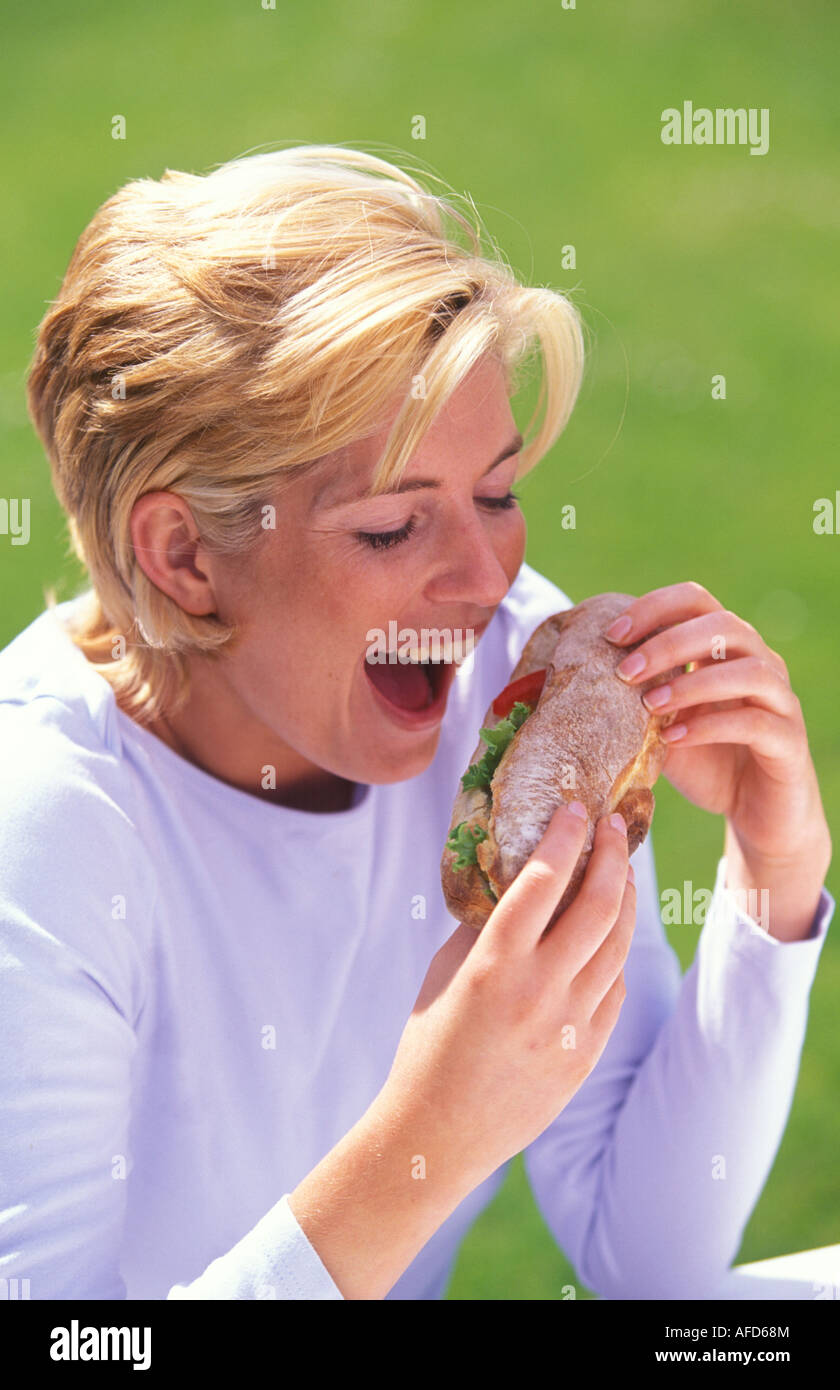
[604,581,832,935]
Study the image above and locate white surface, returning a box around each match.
[712,1244,840,1300]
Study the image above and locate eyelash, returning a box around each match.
[355,492,521,552]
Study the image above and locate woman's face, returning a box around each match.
[158,355,527,803]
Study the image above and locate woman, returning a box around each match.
[0,145,833,1301]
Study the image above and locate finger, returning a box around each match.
[656,705,806,767]
[569,869,636,1018]
[640,656,801,722]
[588,968,628,1038]
[542,812,630,976]
[483,801,590,956]
[614,609,775,689]
[683,646,791,687]
[603,580,723,645]
[446,920,483,968]
[414,922,479,1009]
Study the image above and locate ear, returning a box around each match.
[130,491,216,617]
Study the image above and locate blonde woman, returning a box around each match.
[0,146,832,1302]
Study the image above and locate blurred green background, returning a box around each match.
[1,0,837,1299]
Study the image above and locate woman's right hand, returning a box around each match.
[378,804,636,1197]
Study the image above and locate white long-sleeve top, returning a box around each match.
[0,562,833,1301]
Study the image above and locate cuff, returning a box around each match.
[702,855,834,980]
[716,855,835,945]
[167,1193,345,1300]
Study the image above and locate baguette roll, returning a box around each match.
[440,592,683,930]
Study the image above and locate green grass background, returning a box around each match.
[1,0,837,1299]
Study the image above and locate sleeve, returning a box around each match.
[165,1197,343,1299]
[522,831,835,1300]
[0,702,344,1301]
[0,707,154,1301]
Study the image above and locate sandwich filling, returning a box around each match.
[446,699,535,901]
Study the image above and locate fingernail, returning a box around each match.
[643,683,671,710]
[661,723,687,741]
[617,651,646,680]
[567,800,588,819]
[609,812,627,834]
[605,615,632,641]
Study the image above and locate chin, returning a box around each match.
[361,732,442,785]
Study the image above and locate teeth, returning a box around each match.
[376,630,481,664]
[392,648,439,664]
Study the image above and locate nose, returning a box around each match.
[423,507,519,610]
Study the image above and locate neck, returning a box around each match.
[133,710,358,814]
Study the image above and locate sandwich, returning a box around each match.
[440,592,683,930]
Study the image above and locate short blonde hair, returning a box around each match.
[26,144,585,724]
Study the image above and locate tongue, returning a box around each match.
[366,660,434,710]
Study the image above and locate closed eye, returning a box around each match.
[355,491,520,551]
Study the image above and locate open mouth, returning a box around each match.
[361,622,489,728]
[363,653,450,712]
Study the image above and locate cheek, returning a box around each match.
[241,553,399,696]
[502,510,528,576]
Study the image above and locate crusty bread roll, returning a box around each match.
[440,593,682,930]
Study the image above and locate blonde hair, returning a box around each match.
[26,143,586,724]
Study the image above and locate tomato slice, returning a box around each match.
[492,667,549,719]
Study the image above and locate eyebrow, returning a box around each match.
[318,432,524,510]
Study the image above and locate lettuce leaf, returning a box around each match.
[460,701,534,792]
[445,820,488,870]
[445,822,498,902]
